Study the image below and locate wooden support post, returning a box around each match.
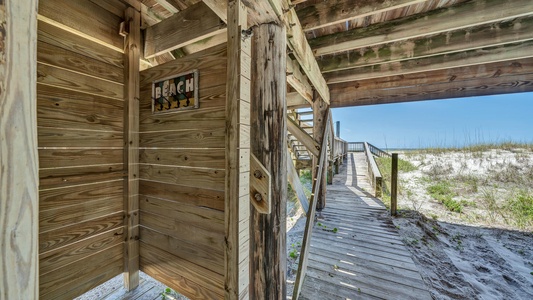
[123,7,141,290]
[391,153,399,216]
[250,23,287,300]
[312,97,328,209]
[225,1,251,298]
[0,0,39,298]
[327,162,333,185]
[334,159,339,174]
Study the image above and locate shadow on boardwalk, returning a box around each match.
[299,153,432,300]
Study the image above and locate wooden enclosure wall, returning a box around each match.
[138,44,227,299]
[37,1,126,299]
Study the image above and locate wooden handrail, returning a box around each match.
[364,142,383,197]
[292,109,331,300]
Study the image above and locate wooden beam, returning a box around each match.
[144,1,226,58]
[270,0,330,104]
[225,0,251,298]
[0,0,39,299]
[326,40,533,84]
[292,110,330,300]
[312,97,328,210]
[287,92,309,109]
[38,0,124,53]
[309,0,533,56]
[249,154,272,214]
[287,118,320,157]
[202,0,227,23]
[287,56,313,104]
[319,16,533,73]
[123,7,141,290]
[297,0,427,31]
[330,73,533,107]
[287,153,309,215]
[330,58,533,92]
[250,23,288,299]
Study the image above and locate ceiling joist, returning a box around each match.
[144,1,226,59]
[309,0,533,56]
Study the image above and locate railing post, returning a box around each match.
[391,153,398,216]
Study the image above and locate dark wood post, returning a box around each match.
[250,23,287,299]
[391,153,398,216]
[0,0,39,298]
[313,97,328,209]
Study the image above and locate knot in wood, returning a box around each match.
[253,170,263,179]
[254,193,263,202]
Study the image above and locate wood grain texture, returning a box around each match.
[37,20,123,67]
[140,211,224,254]
[309,0,533,56]
[38,84,124,132]
[139,127,226,148]
[39,226,124,275]
[123,6,141,290]
[38,127,123,148]
[37,63,124,100]
[139,226,224,275]
[140,148,225,169]
[38,41,124,83]
[139,164,225,190]
[0,0,39,298]
[39,149,124,168]
[250,23,287,300]
[225,1,251,298]
[40,180,123,211]
[144,1,226,58]
[39,212,124,253]
[38,0,124,52]
[297,0,426,31]
[139,180,225,211]
[39,196,123,233]
[40,243,123,297]
[140,244,224,299]
[39,164,124,182]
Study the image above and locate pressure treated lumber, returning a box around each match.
[287,56,313,104]
[296,0,428,31]
[330,73,533,107]
[309,0,533,56]
[38,0,124,52]
[287,117,320,157]
[326,40,533,83]
[250,23,287,300]
[287,152,309,214]
[225,1,251,298]
[123,6,140,290]
[144,1,226,58]
[0,1,39,299]
[312,98,329,210]
[319,16,533,73]
[292,111,330,300]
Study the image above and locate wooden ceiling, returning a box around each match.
[117,0,533,108]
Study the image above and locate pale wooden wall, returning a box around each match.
[138,44,227,299]
[37,0,126,299]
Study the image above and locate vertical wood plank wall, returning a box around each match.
[138,44,227,299]
[37,0,126,299]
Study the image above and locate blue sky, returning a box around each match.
[331,92,533,149]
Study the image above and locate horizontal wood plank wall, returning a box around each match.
[138,43,227,299]
[37,1,125,299]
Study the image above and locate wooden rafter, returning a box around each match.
[326,40,533,83]
[309,0,533,56]
[330,73,533,107]
[144,1,226,58]
[297,0,428,31]
[319,16,533,73]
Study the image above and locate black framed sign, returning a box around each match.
[152,69,199,113]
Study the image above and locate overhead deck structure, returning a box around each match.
[1,0,532,299]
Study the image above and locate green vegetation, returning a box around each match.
[506,191,533,228]
[376,156,418,208]
[409,142,533,155]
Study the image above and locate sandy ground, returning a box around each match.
[286,149,533,299]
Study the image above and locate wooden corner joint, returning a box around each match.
[250,154,272,214]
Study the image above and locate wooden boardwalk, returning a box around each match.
[299,153,431,300]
